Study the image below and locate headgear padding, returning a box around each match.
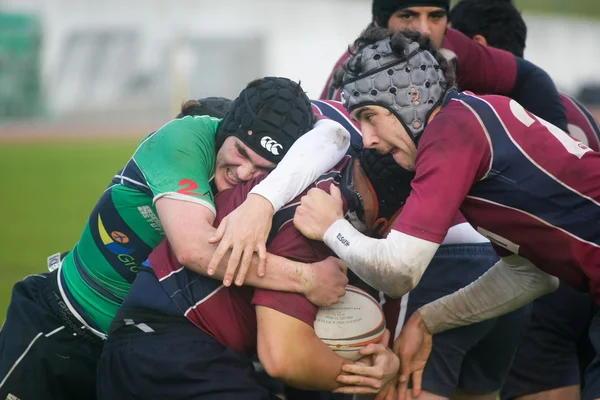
[216,77,314,164]
[340,36,446,143]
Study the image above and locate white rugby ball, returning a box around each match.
[314,285,386,361]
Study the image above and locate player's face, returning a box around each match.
[351,105,418,171]
[214,136,276,191]
[387,6,447,49]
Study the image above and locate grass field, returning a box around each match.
[0,138,141,323]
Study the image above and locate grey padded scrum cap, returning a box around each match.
[340,37,447,142]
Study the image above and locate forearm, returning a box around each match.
[257,307,351,390]
[183,241,308,294]
[323,219,438,298]
[419,255,559,334]
[250,119,350,211]
[273,334,349,390]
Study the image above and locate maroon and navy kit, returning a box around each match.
[126,156,354,354]
[393,89,600,301]
[311,100,531,398]
[97,157,356,399]
[562,92,600,151]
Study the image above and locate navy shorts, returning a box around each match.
[97,307,280,400]
[501,283,594,399]
[0,271,103,400]
[390,243,532,398]
[583,309,600,400]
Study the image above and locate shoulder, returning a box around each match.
[140,116,221,153]
[418,94,496,161]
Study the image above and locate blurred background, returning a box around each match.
[0,0,599,321]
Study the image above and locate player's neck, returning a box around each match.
[427,105,442,123]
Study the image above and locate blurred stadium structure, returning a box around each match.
[0,0,599,130]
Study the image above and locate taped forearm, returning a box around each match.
[250,119,351,211]
[323,219,438,298]
[419,255,559,334]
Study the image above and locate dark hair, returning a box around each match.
[178,97,232,119]
[332,27,456,92]
[449,0,526,58]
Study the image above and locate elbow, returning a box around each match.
[532,272,559,297]
[173,247,206,272]
[258,346,293,381]
[380,270,423,299]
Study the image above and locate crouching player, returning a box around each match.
[96,153,400,398]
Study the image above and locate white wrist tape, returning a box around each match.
[324,219,438,298]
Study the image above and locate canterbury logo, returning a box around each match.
[260,136,283,155]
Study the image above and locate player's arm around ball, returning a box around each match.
[256,307,399,393]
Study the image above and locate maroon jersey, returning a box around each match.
[320,27,517,101]
[148,157,354,354]
[392,90,600,301]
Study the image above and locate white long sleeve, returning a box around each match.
[323,219,439,298]
[419,254,559,334]
[249,119,350,212]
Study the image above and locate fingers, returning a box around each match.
[380,329,391,346]
[208,216,227,244]
[397,375,409,400]
[222,243,243,287]
[333,385,379,394]
[329,182,343,201]
[411,369,423,398]
[256,243,267,277]
[341,361,384,378]
[336,374,382,389]
[235,245,254,286]
[357,343,387,357]
[207,236,230,276]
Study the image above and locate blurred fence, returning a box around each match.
[0,12,43,119]
[0,1,599,126]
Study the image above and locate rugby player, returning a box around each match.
[319,0,568,134]
[292,28,600,400]
[97,151,404,399]
[0,78,351,400]
[449,2,600,399]
[312,99,531,400]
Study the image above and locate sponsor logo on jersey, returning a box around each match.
[138,206,164,234]
[260,136,283,155]
[110,231,129,244]
[336,233,350,247]
[98,214,139,273]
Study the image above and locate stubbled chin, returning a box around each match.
[214,174,230,192]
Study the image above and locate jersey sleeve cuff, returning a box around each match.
[153,192,216,216]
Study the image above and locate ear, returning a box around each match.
[472,34,488,47]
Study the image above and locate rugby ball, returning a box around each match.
[314,285,386,361]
